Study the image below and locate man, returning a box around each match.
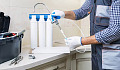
[51,0,120,70]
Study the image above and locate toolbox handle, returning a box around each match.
[17,30,25,36]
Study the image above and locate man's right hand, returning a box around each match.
[51,10,65,19]
[65,36,83,51]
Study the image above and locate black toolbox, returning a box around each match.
[0,12,10,33]
[0,30,25,64]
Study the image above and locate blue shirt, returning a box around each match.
[73,0,120,44]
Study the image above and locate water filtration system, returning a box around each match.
[29,14,52,49]
[29,3,70,53]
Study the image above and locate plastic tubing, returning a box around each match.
[72,21,86,53]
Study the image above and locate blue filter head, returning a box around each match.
[29,14,50,21]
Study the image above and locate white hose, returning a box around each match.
[72,21,86,53]
[73,23,85,38]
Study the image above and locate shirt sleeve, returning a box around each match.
[95,0,120,44]
[73,0,92,20]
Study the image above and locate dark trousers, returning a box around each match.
[92,44,102,70]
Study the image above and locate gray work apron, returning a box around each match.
[102,44,120,69]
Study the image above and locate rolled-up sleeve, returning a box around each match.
[73,0,92,20]
[95,0,120,44]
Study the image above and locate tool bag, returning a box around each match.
[0,30,24,64]
[0,12,10,33]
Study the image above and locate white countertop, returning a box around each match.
[0,45,91,70]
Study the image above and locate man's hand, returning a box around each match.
[51,10,65,19]
[65,36,82,51]
[51,10,76,20]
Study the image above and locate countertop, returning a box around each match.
[0,45,91,70]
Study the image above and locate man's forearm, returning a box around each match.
[81,35,101,45]
[64,11,76,20]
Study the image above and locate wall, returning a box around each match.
[0,0,90,47]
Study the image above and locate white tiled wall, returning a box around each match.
[0,0,90,47]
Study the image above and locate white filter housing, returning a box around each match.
[39,15,46,47]
[30,15,38,49]
[46,15,53,48]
